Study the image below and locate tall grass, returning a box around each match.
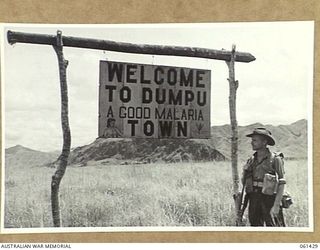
[4,160,309,228]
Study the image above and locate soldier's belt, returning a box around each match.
[253,181,264,187]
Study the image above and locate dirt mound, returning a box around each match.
[67,138,225,165]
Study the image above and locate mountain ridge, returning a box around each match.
[5,145,59,169]
[210,119,307,161]
[5,119,307,168]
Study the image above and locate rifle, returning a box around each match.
[235,184,249,226]
[235,166,251,226]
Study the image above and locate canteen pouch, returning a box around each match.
[262,173,278,195]
[281,192,293,208]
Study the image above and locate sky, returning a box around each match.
[1,22,314,152]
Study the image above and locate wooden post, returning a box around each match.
[51,30,71,227]
[226,45,241,224]
[7,30,255,63]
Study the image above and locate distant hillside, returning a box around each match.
[5,145,59,169]
[211,119,307,161]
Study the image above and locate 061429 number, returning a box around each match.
[300,244,319,249]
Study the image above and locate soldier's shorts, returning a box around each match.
[248,187,285,227]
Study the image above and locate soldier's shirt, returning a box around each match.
[251,149,286,185]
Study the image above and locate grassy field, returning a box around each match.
[4,159,309,228]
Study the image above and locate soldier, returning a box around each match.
[242,127,286,226]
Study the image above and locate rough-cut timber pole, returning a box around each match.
[7,30,255,63]
[226,45,240,225]
[51,30,71,227]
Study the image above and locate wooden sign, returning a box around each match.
[99,61,211,139]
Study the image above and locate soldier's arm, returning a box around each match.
[274,182,285,208]
[241,157,254,185]
[273,156,286,208]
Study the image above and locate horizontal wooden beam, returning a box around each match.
[7,30,255,63]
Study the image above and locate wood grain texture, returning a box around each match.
[6,30,256,62]
[0,0,319,243]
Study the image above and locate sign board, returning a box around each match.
[98,61,211,139]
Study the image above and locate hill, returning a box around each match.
[67,138,226,166]
[5,145,59,169]
[211,119,307,161]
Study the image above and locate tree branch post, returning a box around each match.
[7,30,256,63]
[226,44,241,225]
[51,30,71,227]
